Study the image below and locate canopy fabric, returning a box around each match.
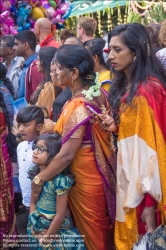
[70,0,126,16]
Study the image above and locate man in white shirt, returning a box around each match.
[0,35,23,99]
[16,106,44,208]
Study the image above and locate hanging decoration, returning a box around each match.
[97,10,103,36]
[0,0,73,36]
[106,7,113,31]
[127,1,166,24]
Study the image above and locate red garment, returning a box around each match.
[136,193,161,235]
[0,110,18,247]
[40,34,59,48]
[25,60,44,103]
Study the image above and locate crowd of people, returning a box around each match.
[0,16,166,250]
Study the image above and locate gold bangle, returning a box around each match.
[39,237,53,248]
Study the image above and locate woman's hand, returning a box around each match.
[141,206,156,234]
[31,181,42,200]
[94,114,118,132]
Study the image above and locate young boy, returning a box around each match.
[16,105,44,209]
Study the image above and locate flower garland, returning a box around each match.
[82,72,101,100]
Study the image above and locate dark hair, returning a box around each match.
[14,31,36,51]
[146,23,162,48]
[85,38,107,68]
[59,28,76,42]
[29,46,57,105]
[55,44,96,86]
[0,92,17,161]
[159,19,166,45]
[28,133,73,179]
[65,37,83,46]
[1,35,15,47]
[108,23,166,120]
[16,105,44,124]
[0,63,14,98]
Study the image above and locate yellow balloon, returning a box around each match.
[31,7,45,20]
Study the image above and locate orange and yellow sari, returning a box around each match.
[55,94,117,250]
[115,78,166,250]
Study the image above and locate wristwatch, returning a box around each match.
[33,175,45,186]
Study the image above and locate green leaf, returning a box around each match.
[105,6,110,14]
[142,2,146,7]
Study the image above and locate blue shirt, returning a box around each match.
[18,54,37,98]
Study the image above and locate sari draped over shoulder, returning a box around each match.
[55,93,117,250]
[34,81,55,115]
[115,78,166,250]
[0,108,17,249]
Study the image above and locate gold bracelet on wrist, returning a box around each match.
[39,237,53,248]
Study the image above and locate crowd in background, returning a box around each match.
[0,16,166,250]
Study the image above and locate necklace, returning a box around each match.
[72,86,89,99]
[126,84,132,90]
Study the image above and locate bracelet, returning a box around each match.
[39,237,53,248]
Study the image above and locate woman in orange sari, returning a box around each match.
[32,45,116,250]
[95,23,166,250]
[0,93,17,249]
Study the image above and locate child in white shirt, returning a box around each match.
[16,105,44,208]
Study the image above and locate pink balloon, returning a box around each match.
[0,11,17,35]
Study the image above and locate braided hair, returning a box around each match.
[0,92,17,161]
[0,62,14,98]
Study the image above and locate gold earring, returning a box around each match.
[133,56,136,62]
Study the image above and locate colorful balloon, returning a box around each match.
[31,7,45,20]
[16,3,32,31]
[0,11,17,35]
[49,0,56,8]
[0,0,72,34]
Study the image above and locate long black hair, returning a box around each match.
[108,23,166,118]
[30,46,57,105]
[0,92,17,161]
[55,44,96,86]
[0,62,14,98]
[85,38,108,69]
[28,133,72,179]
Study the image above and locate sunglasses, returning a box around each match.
[32,144,49,154]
